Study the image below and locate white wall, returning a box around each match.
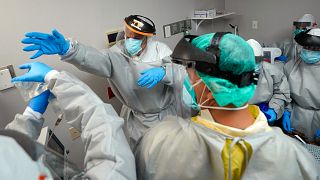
[0,0,224,168]
[225,0,320,44]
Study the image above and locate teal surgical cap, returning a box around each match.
[191,33,256,107]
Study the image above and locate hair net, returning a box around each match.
[192,33,256,107]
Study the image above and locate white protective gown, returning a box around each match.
[284,57,320,141]
[6,71,136,180]
[135,106,319,180]
[61,39,181,148]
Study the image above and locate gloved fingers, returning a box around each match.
[138,74,151,84]
[11,74,32,82]
[138,76,153,87]
[30,50,44,59]
[147,80,158,89]
[283,120,292,133]
[23,45,41,52]
[282,122,288,132]
[140,69,151,75]
[25,32,51,40]
[287,122,293,133]
[21,37,42,45]
[19,63,32,70]
[52,29,65,41]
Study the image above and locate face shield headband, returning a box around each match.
[295,29,320,50]
[171,33,258,87]
[124,15,156,37]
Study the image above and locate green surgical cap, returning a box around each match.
[191,33,256,107]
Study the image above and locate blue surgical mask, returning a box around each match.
[300,49,320,64]
[124,38,142,56]
[182,75,200,111]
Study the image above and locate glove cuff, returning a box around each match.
[23,107,42,119]
[45,70,59,83]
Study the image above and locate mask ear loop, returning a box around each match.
[190,79,207,104]
[194,80,250,111]
[199,103,249,111]
[190,78,203,89]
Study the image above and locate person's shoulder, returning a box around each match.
[261,62,285,77]
[151,41,171,50]
[143,116,185,137]
[138,117,191,147]
[284,57,300,73]
[269,128,310,152]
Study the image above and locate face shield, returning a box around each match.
[171,34,257,120]
[295,28,320,63]
[293,14,317,37]
[115,15,156,57]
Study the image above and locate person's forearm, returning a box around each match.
[61,40,113,77]
[47,71,136,179]
[5,108,44,140]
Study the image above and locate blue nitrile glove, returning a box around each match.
[315,129,320,137]
[315,129,320,145]
[264,108,277,123]
[258,103,271,119]
[22,29,70,59]
[275,55,288,62]
[137,67,166,89]
[28,90,51,114]
[282,110,293,133]
[11,62,53,82]
[258,103,268,112]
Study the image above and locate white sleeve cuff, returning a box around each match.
[60,38,77,60]
[45,70,59,83]
[23,107,42,120]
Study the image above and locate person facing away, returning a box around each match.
[21,15,182,148]
[135,32,319,180]
[4,62,136,180]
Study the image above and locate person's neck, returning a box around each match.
[209,107,255,130]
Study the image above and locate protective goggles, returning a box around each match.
[171,32,258,87]
[124,15,156,37]
[293,21,312,28]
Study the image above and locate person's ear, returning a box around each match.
[205,90,219,106]
[141,37,148,49]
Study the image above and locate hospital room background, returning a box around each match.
[0,0,319,168]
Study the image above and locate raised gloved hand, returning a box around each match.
[137,67,165,89]
[28,90,51,114]
[11,62,53,82]
[275,55,288,62]
[22,29,70,59]
[282,110,293,133]
[264,108,277,123]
